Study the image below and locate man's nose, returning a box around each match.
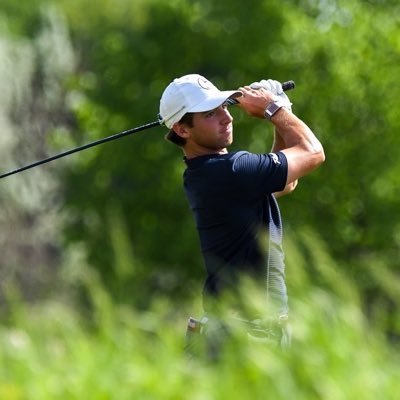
[220,106,233,123]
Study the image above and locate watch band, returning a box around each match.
[264,99,286,120]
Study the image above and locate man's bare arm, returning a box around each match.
[237,86,325,184]
[271,128,298,196]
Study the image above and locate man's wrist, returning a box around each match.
[264,99,287,120]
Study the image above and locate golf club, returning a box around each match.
[0,80,295,180]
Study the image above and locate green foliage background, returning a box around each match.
[1,0,400,397]
[0,0,399,303]
[1,0,400,306]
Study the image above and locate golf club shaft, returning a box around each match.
[0,120,160,179]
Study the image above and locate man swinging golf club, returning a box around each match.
[159,74,325,358]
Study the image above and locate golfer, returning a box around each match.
[159,74,325,357]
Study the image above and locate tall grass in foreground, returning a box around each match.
[1,233,399,399]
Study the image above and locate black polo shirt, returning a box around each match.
[184,150,289,315]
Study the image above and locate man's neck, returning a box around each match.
[183,147,228,160]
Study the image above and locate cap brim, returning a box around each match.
[188,90,243,113]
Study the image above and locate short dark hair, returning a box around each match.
[165,113,194,147]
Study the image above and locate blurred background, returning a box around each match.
[1,0,400,314]
[0,0,400,396]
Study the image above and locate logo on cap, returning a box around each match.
[198,77,212,90]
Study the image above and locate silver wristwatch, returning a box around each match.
[264,99,286,120]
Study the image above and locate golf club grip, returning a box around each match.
[227,80,295,105]
[282,80,295,91]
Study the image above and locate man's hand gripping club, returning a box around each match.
[237,79,292,118]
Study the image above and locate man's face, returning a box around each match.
[185,104,234,152]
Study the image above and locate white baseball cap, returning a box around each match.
[159,74,242,129]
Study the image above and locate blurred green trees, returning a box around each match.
[0,0,399,323]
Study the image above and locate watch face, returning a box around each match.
[265,102,281,119]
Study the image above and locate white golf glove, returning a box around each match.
[250,79,292,112]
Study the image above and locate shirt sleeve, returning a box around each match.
[231,151,288,199]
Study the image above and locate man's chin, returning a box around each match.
[225,135,233,146]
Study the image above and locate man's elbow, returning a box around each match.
[316,147,326,166]
[310,142,325,168]
[301,147,325,177]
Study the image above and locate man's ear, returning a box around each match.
[172,122,190,138]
